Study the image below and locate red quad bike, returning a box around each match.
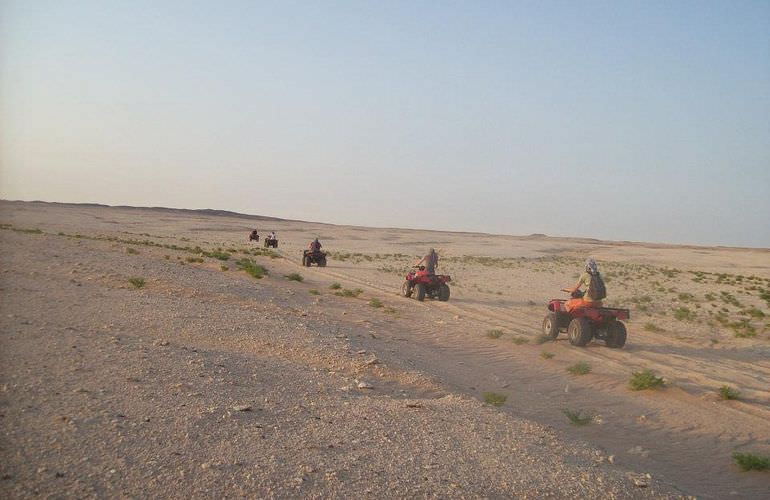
[542,290,630,348]
[401,266,451,302]
[302,249,327,267]
[264,237,278,248]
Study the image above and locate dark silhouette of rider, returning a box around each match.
[415,248,438,274]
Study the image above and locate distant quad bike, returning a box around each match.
[401,266,451,302]
[248,231,259,242]
[542,290,630,348]
[264,237,278,248]
[303,249,327,267]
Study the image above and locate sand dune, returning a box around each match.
[1,200,768,498]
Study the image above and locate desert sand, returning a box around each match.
[1,200,768,498]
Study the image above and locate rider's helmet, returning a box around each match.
[585,258,598,274]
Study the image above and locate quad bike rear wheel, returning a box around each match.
[414,283,426,301]
[542,312,560,339]
[318,256,326,267]
[438,284,450,301]
[568,317,593,346]
[401,281,413,298]
[605,320,627,348]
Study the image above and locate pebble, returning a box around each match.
[357,382,373,390]
[232,405,252,412]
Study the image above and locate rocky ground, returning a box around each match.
[2,201,768,498]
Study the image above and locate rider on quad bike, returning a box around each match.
[565,258,606,311]
[414,248,439,275]
[309,238,322,252]
[249,229,259,242]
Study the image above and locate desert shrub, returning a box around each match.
[563,409,591,426]
[486,329,504,339]
[203,250,230,261]
[733,452,770,471]
[186,256,204,263]
[335,288,363,298]
[540,351,555,360]
[567,361,591,375]
[164,255,170,260]
[534,334,552,344]
[309,289,320,295]
[285,273,304,282]
[643,323,665,333]
[511,336,529,345]
[483,392,507,406]
[220,265,228,271]
[629,369,665,390]
[719,385,740,400]
[384,306,397,314]
[236,258,267,279]
[126,247,139,255]
[369,298,383,308]
[673,307,696,321]
[730,319,757,338]
[329,282,342,290]
[128,277,145,289]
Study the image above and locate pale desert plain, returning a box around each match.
[1,200,769,499]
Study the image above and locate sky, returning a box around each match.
[1,1,768,247]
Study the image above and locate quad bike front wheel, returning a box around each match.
[438,284,450,301]
[605,320,627,348]
[401,281,413,298]
[542,312,560,339]
[414,283,426,301]
[318,256,326,267]
[568,317,593,346]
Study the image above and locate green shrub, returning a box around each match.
[733,452,770,471]
[128,277,145,289]
[511,336,529,345]
[486,329,504,339]
[369,298,383,308]
[719,385,740,400]
[329,282,342,290]
[483,392,507,406]
[309,289,320,295]
[203,250,231,261]
[236,258,267,279]
[673,307,696,321]
[643,322,665,333]
[220,265,228,271]
[126,247,139,255]
[629,369,665,390]
[567,361,591,375]
[186,256,204,263]
[534,334,552,344]
[285,273,304,282]
[563,409,591,426]
[540,351,555,360]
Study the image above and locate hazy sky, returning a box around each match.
[1,1,768,247]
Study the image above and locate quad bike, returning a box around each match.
[401,266,451,302]
[249,231,259,242]
[542,290,630,348]
[264,237,278,248]
[302,249,327,267]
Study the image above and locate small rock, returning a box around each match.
[357,382,374,390]
[608,455,615,464]
[232,405,252,412]
[405,402,422,408]
[356,350,366,355]
[153,339,170,346]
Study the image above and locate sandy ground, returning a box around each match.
[1,200,768,498]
